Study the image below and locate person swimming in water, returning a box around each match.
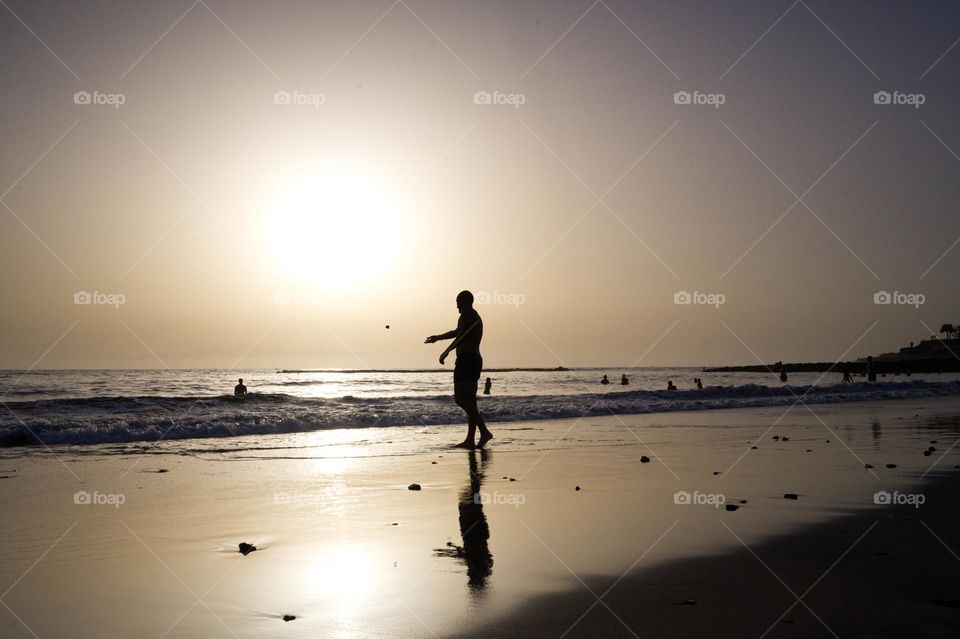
[601,374,610,385]
[483,377,492,395]
[666,380,677,390]
[234,378,247,397]
[425,290,493,449]
[695,377,703,389]
[620,374,629,385]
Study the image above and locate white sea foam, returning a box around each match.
[2,380,958,446]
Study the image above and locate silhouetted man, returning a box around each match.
[234,378,247,397]
[425,291,493,448]
[620,374,629,385]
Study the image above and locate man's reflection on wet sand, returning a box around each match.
[434,449,493,594]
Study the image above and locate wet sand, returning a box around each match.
[455,477,960,639]
[0,396,958,637]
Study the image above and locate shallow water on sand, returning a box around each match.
[0,397,957,638]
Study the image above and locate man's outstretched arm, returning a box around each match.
[424,329,457,344]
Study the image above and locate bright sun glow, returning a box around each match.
[264,169,401,290]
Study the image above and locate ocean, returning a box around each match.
[1,367,959,447]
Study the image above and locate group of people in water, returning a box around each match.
[600,374,630,386]
[599,366,873,391]
[600,375,702,391]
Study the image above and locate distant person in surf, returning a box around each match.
[866,356,876,383]
[666,380,677,391]
[620,374,629,385]
[425,290,493,449]
[695,377,703,389]
[779,370,788,383]
[234,378,247,397]
[483,377,492,395]
[601,375,610,385]
[841,366,853,384]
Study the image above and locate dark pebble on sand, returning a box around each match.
[928,446,936,452]
[924,450,932,457]
[772,436,780,440]
[392,522,398,526]
[725,504,739,512]
[575,486,581,491]
[751,446,758,449]
[509,478,517,482]
[806,449,812,452]
[783,493,799,500]
[283,614,296,622]
[782,437,790,441]
[886,464,897,469]
[408,483,421,491]
[865,464,874,469]
[431,461,437,464]
[825,440,830,443]
[930,440,938,444]
[156,469,169,473]
[739,499,747,504]
[640,456,651,463]
[713,471,721,475]
[238,542,257,556]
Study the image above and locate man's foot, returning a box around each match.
[453,440,475,449]
[478,432,494,448]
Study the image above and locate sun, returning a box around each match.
[263,169,401,291]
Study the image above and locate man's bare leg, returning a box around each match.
[476,413,493,448]
[454,380,477,448]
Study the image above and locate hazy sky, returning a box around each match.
[1,0,959,369]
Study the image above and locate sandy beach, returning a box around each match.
[4,1,960,636]
[1,396,958,638]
